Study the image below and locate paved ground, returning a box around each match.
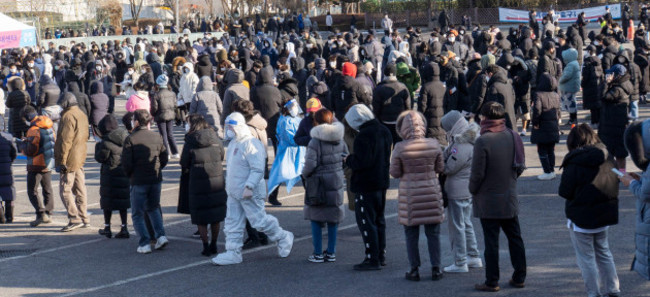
[3,61,650,296]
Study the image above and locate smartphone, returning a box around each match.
[611,168,625,177]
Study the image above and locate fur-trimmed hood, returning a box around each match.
[310,121,344,143]
[454,122,479,144]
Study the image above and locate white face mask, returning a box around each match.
[306,43,313,49]
[28,63,34,68]
[183,68,190,74]
[224,129,236,140]
[96,66,102,72]
[329,61,336,68]
[448,37,456,43]
[10,68,16,73]
[594,41,600,46]
[485,75,490,83]
[220,67,226,72]
[185,123,190,133]
[128,70,134,75]
[141,69,146,74]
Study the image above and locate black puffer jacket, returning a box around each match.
[89,81,109,126]
[417,62,447,145]
[485,67,517,129]
[600,73,633,133]
[180,128,227,225]
[0,128,16,189]
[251,67,283,138]
[581,55,605,110]
[38,75,61,108]
[531,74,560,144]
[537,51,559,82]
[331,75,371,121]
[121,126,169,185]
[195,54,213,79]
[371,77,411,124]
[95,117,130,210]
[151,88,177,122]
[559,144,618,229]
[345,119,393,193]
[6,78,30,138]
[635,49,650,95]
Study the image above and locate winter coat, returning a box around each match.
[372,76,411,124]
[121,126,168,185]
[0,127,16,192]
[559,48,581,93]
[268,114,306,193]
[469,128,519,219]
[95,126,130,211]
[151,88,177,122]
[195,54,213,78]
[67,83,91,118]
[251,67,283,138]
[345,119,393,193]
[582,55,606,110]
[302,122,348,223]
[559,144,618,229]
[538,52,559,82]
[125,91,150,113]
[468,70,488,115]
[443,119,479,200]
[21,116,54,173]
[89,81,109,126]
[222,69,250,123]
[180,128,227,225]
[6,78,30,138]
[37,75,60,108]
[485,68,517,129]
[629,159,650,279]
[178,62,200,105]
[390,111,445,226]
[635,50,650,95]
[600,73,633,138]
[294,114,315,147]
[225,124,267,200]
[418,63,447,145]
[246,113,268,147]
[531,74,561,144]
[190,77,223,132]
[54,105,89,172]
[331,75,371,121]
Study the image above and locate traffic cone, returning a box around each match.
[628,19,635,41]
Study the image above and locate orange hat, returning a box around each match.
[449,29,459,37]
[306,98,322,113]
[342,62,357,77]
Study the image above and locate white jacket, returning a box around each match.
[177,62,199,105]
[225,113,267,200]
[326,15,333,26]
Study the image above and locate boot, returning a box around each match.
[114,226,130,239]
[258,232,269,245]
[98,226,112,238]
[4,202,13,223]
[209,241,217,255]
[405,267,420,281]
[432,267,444,281]
[242,237,261,250]
[268,190,282,206]
[201,242,211,257]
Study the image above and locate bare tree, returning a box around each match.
[129,0,145,28]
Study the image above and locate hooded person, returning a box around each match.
[178,62,200,125]
[38,75,61,109]
[331,62,371,121]
[372,63,411,144]
[89,81,110,137]
[531,73,561,180]
[6,77,30,138]
[600,64,633,172]
[190,76,223,134]
[65,77,92,119]
[344,104,393,270]
[211,112,295,265]
[558,48,581,125]
[195,54,213,78]
[221,68,249,125]
[251,67,284,144]
[418,62,447,145]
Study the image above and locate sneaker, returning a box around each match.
[192,230,201,238]
[61,222,83,232]
[98,226,112,238]
[537,172,556,181]
[467,256,483,268]
[137,244,152,254]
[509,279,525,288]
[353,259,381,271]
[81,223,90,228]
[155,236,169,250]
[30,217,45,227]
[308,253,325,263]
[443,263,469,273]
[520,130,527,137]
[405,268,420,281]
[324,251,336,262]
[41,213,52,223]
[115,226,130,239]
[475,283,500,292]
[277,231,294,258]
[171,154,180,159]
[212,250,243,265]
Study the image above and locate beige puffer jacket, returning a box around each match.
[390,111,445,226]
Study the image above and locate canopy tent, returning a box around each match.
[0,12,36,49]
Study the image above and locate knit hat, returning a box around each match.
[342,62,357,77]
[606,64,626,76]
[441,110,464,132]
[156,74,169,88]
[306,98,322,113]
[480,54,496,69]
[345,104,375,131]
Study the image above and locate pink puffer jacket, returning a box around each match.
[390,111,445,226]
[125,91,151,113]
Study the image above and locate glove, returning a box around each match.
[242,187,253,199]
[55,165,67,174]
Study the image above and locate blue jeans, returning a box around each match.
[311,221,338,254]
[630,100,639,120]
[131,183,165,246]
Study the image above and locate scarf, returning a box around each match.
[480,119,526,175]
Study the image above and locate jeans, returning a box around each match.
[480,217,527,287]
[569,228,620,297]
[311,221,338,254]
[223,196,288,252]
[157,120,178,155]
[27,171,54,217]
[60,169,88,224]
[537,143,556,174]
[355,191,387,264]
[447,199,480,265]
[131,183,166,246]
[630,100,639,120]
[404,224,441,268]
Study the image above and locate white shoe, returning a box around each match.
[277,231,294,258]
[537,172,556,181]
[467,256,483,268]
[520,130,527,137]
[171,154,180,159]
[443,263,469,273]
[137,244,152,254]
[212,250,243,265]
[155,236,169,250]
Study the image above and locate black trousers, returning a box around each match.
[590,107,601,125]
[537,143,556,174]
[355,190,387,264]
[480,217,527,287]
[27,171,54,217]
[404,224,441,269]
[383,123,400,145]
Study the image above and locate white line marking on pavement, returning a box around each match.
[58,213,398,297]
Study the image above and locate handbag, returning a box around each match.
[304,141,326,206]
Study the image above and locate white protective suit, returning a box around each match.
[177,62,199,106]
[212,112,294,265]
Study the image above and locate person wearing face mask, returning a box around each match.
[484,64,517,130]
[212,112,295,265]
[601,64,633,173]
[267,99,306,207]
[177,62,199,129]
[3,63,21,89]
[442,31,469,65]
[582,45,606,128]
[537,41,559,82]
[6,77,30,138]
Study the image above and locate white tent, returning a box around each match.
[0,12,37,49]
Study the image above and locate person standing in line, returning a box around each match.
[600,64,633,173]
[344,104,392,271]
[95,115,131,239]
[560,124,620,297]
[0,114,16,223]
[55,93,90,232]
[211,112,294,265]
[390,110,445,281]
[531,73,561,181]
[440,110,483,274]
[302,109,347,263]
[189,76,224,134]
[177,62,200,128]
[470,102,527,292]
[326,12,333,32]
[558,48,581,126]
[151,74,180,159]
[372,63,411,144]
[121,109,169,254]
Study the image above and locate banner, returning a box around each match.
[499,4,621,23]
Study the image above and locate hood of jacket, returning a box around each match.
[537,73,558,92]
[260,67,274,84]
[345,104,375,131]
[182,62,194,75]
[225,68,244,85]
[248,113,268,131]
[186,128,219,148]
[422,62,440,82]
[43,53,52,64]
[58,92,78,109]
[562,48,578,64]
[315,58,326,70]
[90,80,104,94]
[561,144,607,168]
[310,121,344,142]
[8,77,24,91]
[106,127,128,147]
[488,67,508,86]
[32,115,53,129]
[290,56,305,73]
[98,114,118,136]
[453,121,479,144]
[39,74,54,86]
[396,110,426,140]
[396,62,410,76]
[279,78,299,97]
[198,54,212,66]
[398,41,409,54]
[226,112,252,140]
[196,76,213,92]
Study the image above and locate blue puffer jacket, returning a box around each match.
[629,168,650,280]
[559,48,581,93]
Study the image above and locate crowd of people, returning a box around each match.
[1,8,650,296]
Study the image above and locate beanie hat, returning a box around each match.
[306,98,322,113]
[156,74,169,88]
[342,62,357,77]
[345,104,375,131]
[384,63,397,76]
[441,110,464,132]
[480,54,496,69]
